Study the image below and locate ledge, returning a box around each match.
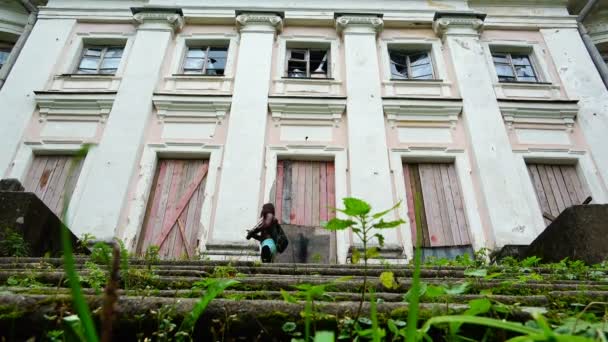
[383,98,463,128]
[268,96,346,124]
[152,93,232,123]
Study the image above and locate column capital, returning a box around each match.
[433,12,486,39]
[336,15,384,35]
[132,7,184,32]
[235,13,283,33]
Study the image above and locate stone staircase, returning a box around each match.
[1,257,607,340]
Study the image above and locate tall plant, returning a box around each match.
[322,197,404,318]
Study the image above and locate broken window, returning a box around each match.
[182,46,228,75]
[389,49,434,80]
[492,52,538,83]
[286,48,330,78]
[0,42,13,69]
[76,46,124,74]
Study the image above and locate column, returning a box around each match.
[210,13,281,243]
[433,13,540,247]
[0,19,76,176]
[336,15,399,243]
[70,8,183,240]
[541,28,608,190]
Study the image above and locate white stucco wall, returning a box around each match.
[69,12,180,239]
[0,18,76,177]
[210,14,281,244]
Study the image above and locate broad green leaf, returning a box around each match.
[342,197,371,216]
[374,233,385,247]
[373,219,405,229]
[445,282,469,295]
[314,331,335,342]
[464,268,488,278]
[465,298,492,316]
[424,284,446,298]
[404,282,428,301]
[365,247,380,259]
[379,271,398,289]
[322,218,356,231]
[484,272,503,280]
[371,201,402,219]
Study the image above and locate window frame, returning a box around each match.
[491,52,539,83]
[388,49,435,81]
[180,45,229,76]
[75,45,124,75]
[285,47,331,79]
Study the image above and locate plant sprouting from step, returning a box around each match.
[322,197,405,319]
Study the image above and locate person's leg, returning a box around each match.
[260,238,277,263]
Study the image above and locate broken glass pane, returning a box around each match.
[310,50,328,76]
[206,57,226,75]
[410,53,430,66]
[288,60,307,77]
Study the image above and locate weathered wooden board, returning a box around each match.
[404,163,470,248]
[527,163,591,225]
[275,160,335,226]
[23,155,84,217]
[138,159,208,259]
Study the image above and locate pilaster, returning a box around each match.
[433,12,542,247]
[70,8,182,240]
[336,14,402,251]
[209,13,282,246]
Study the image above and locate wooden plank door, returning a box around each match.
[403,163,470,248]
[23,155,84,217]
[138,159,209,259]
[527,163,591,225]
[274,160,336,226]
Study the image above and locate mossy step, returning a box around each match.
[0,292,541,340]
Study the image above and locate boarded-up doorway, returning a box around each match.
[403,162,472,256]
[23,155,84,217]
[273,160,337,263]
[526,163,591,225]
[137,159,209,259]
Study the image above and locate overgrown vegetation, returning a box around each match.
[1,192,607,340]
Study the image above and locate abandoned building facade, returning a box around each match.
[0,0,607,262]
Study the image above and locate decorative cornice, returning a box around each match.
[132,8,184,32]
[498,100,579,132]
[383,99,462,129]
[235,13,283,33]
[35,92,116,123]
[152,94,232,124]
[335,15,384,34]
[433,12,486,38]
[268,97,346,127]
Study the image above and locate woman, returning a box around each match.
[246,203,280,263]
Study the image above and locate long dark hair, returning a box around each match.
[260,203,275,218]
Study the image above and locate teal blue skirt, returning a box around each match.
[261,238,277,255]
